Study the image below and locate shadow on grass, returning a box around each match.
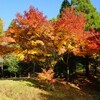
[1,77,100,100]
[12,77,49,89]
[73,75,100,100]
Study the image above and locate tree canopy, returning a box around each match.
[60,0,100,30]
[6,6,100,62]
[6,6,55,64]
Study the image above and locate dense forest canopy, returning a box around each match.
[0,0,100,82]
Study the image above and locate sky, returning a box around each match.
[0,0,100,30]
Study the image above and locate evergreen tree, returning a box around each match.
[71,0,100,30]
[9,19,15,28]
[60,0,71,13]
[60,0,100,30]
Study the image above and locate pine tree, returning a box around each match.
[60,0,71,14]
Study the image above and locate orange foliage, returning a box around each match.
[84,29,100,55]
[0,35,16,55]
[6,6,100,61]
[52,8,100,57]
[6,6,55,62]
[0,36,15,43]
[37,68,56,84]
[0,45,17,55]
[53,8,88,56]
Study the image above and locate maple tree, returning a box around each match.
[85,29,100,55]
[37,68,56,84]
[37,68,56,90]
[53,8,100,78]
[5,6,100,79]
[0,18,16,56]
[6,6,56,67]
[54,8,87,56]
[6,6,100,65]
[54,8,100,57]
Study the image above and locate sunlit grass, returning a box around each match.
[0,78,99,100]
[0,79,48,100]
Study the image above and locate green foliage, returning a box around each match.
[9,19,15,28]
[51,17,58,22]
[71,0,96,13]
[3,55,20,76]
[71,0,100,30]
[76,63,85,72]
[60,0,71,13]
[85,12,100,29]
[0,18,4,35]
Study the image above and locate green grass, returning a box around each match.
[0,78,48,100]
[0,78,100,100]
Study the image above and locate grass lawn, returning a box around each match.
[0,77,100,100]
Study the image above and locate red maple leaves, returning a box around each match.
[5,6,100,60]
[53,8,100,56]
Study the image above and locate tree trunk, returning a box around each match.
[15,73,17,78]
[1,65,4,78]
[28,73,30,78]
[66,66,69,81]
[93,65,97,75]
[50,83,56,91]
[33,63,35,77]
[63,53,73,81]
[85,65,89,77]
[19,72,22,78]
[85,56,90,77]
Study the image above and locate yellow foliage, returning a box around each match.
[27,31,32,35]
[31,40,44,46]
[17,53,25,61]
[28,50,37,54]
[68,44,74,50]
